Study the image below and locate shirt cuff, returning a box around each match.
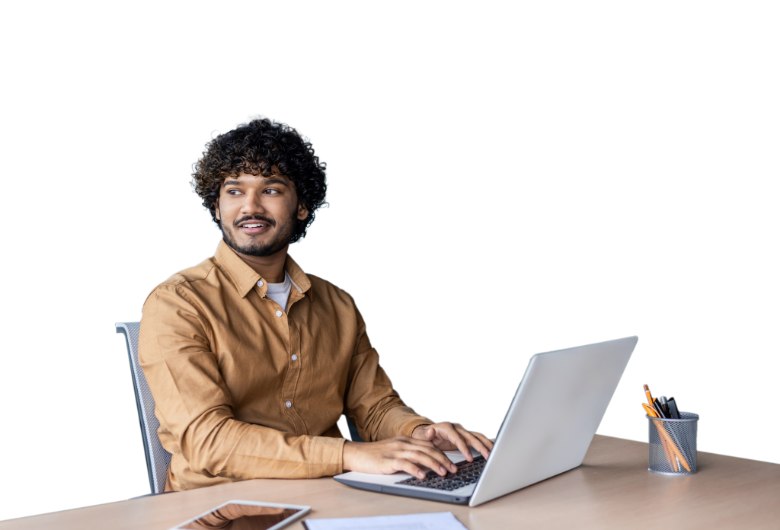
[399,419,434,438]
[307,436,347,478]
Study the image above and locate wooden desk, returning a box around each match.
[3,435,779,529]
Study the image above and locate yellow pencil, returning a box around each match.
[642,385,691,471]
[646,385,674,468]
[642,403,680,471]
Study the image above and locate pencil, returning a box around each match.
[648,394,680,471]
[642,403,679,471]
[643,386,675,469]
[663,430,691,472]
[643,385,691,471]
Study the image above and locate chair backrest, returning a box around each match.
[116,322,171,495]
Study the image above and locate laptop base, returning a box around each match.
[334,477,471,505]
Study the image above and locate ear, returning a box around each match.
[297,203,308,221]
[215,203,221,221]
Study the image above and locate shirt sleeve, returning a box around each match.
[343,305,434,442]
[139,285,345,481]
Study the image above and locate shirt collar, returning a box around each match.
[214,240,311,299]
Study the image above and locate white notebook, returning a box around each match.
[302,511,467,530]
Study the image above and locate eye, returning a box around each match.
[264,188,281,195]
[227,189,242,195]
[228,189,280,195]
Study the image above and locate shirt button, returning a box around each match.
[291,354,298,361]
[276,310,283,317]
[257,280,264,287]
[285,401,292,408]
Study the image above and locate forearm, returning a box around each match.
[181,408,346,479]
[372,404,433,440]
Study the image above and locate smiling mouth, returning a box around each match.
[239,222,271,234]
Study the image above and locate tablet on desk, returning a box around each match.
[169,500,311,530]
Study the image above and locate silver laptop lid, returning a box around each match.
[469,336,637,506]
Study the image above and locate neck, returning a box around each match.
[235,246,289,283]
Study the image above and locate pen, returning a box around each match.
[644,404,691,472]
[666,398,681,420]
[653,399,667,419]
[657,396,668,416]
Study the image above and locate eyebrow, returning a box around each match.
[222,178,289,187]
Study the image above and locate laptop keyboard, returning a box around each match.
[395,456,486,491]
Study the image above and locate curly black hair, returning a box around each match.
[192,118,327,243]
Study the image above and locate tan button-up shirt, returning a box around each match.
[139,241,431,491]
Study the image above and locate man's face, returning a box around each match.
[215,171,308,257]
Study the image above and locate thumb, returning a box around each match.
[414,425,435,440]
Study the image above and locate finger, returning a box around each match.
[422,427,435,440]
[455,427,492,459]
[433,438,458,451]
[398,436,438,449]
[402,450,451,477]
[402,441,458,474]
[402,440,458,475]
[404,451,447,477]
[439,424,472,462]
[393,458,426,480]
[426,433,456,451]
[419,427,457,450]
[470,431,494,452]
[405,441,459,473]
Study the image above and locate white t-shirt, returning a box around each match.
[266,271,292,312]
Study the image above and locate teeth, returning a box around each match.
[243,224,264,228]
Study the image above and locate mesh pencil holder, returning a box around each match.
[647,412,699,475]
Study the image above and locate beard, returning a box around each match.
[220,212,296,257]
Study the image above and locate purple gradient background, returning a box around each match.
[313,271,780,341]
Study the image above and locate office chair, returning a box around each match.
[114,320,171,495]
[114,320,363,495]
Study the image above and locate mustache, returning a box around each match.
[234,215,276,228]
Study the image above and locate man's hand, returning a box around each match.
[411,422,493,462]
[342,437,460,479]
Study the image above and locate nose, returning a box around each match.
[239,190,266,216]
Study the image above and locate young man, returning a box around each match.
[139,118,492,492]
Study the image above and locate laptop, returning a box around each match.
[334,336,638,507]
